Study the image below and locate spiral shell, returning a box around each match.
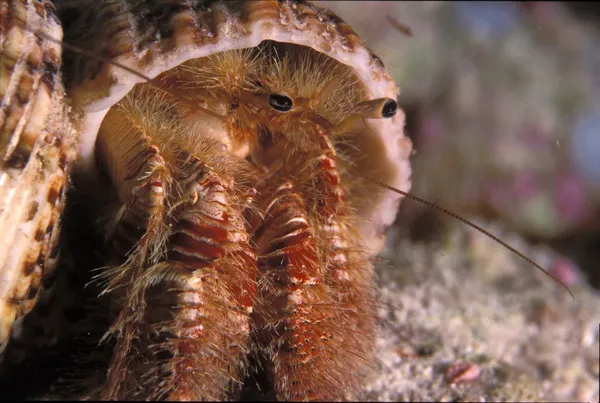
[0,0,74,356]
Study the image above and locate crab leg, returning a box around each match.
[95,105,257,399]
[92,103,169,398]
[250,180,341,401]
[250,125,376,401]
[95,104,170,274]
[150,153,257,401]
[309,125,377,381]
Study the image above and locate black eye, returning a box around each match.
[381,98,398,118]
[268,94,293,112]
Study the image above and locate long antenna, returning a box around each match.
[365,175,575,299]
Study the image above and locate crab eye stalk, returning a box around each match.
[268,94,293,112]
[352,97,398,119]
[381,98,398,118]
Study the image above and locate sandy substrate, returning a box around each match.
[367,222,599,402]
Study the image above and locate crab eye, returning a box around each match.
[268,94,293,112]
[381,98,398,118]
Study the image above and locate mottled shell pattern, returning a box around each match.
[0,0,73,355]
[0,0,412,399]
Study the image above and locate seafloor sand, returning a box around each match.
[368,221,599,402]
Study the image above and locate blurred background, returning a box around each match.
[321,1,600,289]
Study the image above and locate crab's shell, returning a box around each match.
[60,0,413,255]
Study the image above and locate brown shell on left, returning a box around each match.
[0,0,74,358]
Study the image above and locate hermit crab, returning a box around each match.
[0,0,413,400]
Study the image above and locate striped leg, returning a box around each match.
[93,104,171,399]
[250,180,357,401]
[96,129,257,399]
[156,154,257,400]
[308,128,377,400]
[251,125,377,401]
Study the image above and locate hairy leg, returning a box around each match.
[94,102,258,400]
[250,127,376,401]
